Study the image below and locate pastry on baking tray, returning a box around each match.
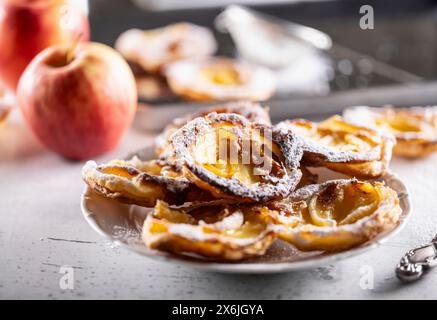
[163,112,303,202]
[155,101,271,156]
[276,116,395,178]
[164,57,276,102]
[266,179,401,252]
[135,74,176,102]
[344,106,437,158]
[142,200,276,261]
[82,157,212,207]
[115,22,217,74]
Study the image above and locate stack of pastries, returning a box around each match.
[81,102,437,261]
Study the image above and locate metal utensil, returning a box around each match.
[215,5,422,83]
[396,234,437,281]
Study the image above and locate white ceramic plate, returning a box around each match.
[81,146,411,274]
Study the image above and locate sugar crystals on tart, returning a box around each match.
[164,112,303,202]
[344,106,437,158]
[142,201,276,261]
[164,57,276,102]
[115,22,217,74]
[82,157,212,207]
[266,179,402,251]
[276,116,394,178]
[155,101,271,156]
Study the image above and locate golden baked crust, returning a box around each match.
[141,179,401,258]
[155,101,271,156]
[142,201,277,261]
[164,57,276,102]
[115,22,217,74]
[276,116,394,178]
[266,179,401,251]
[344,106,437,158]
[82,157,212,207]
[163,112,303,202]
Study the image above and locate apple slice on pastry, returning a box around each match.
[142,200,277,261]
[344,106,437,158]
[82,157,212,207]
[276,116,394,178]
[265,179,401,252]
[163,112,303,202]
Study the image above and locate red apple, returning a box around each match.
[0,0,89,91]
[17,42,138,160]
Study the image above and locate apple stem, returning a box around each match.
[66,33,83,65]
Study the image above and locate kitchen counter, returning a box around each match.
[1,110,437,300]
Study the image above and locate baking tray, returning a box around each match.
[89,0,437,130]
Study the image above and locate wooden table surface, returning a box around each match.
[1,109,437,300]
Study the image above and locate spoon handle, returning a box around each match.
[396,235,437,282]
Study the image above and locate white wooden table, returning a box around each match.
[1,110,437,300]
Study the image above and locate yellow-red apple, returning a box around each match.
[17,42,137,160]
[0,0,89,91]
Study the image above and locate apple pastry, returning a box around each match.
[266,179,401,251]
[344,106,437,158]
[163,112,303,202]
[155,101,271,156]
[164,57,276,102]
[82,103,407,262]
[143,201,276,261]
[82,157,212,207]
[276,116,395,178]
[115,22,217,74]
[135,74,175,102]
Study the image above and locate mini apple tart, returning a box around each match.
[135,75,176,102]
[164,57,276,102]
[142,200,276,261]
[115,22,217,74]
[82,157,212,207]
[344,106,437,158]
[276,116,394,178]
[155,101,271,156]
[266,179,401,252]
[164,112,303,202]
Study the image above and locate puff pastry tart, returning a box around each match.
[164,112,303,202]
[266,179,401,251]
[115,22,217,74]
[276,116,394,178]
[82,157,212,207]
[155,101,271,156]
[164,57,276,102]
[344,106,437,158]
[142,201,276,261]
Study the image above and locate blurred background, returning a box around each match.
[0,0,437,136]
[86,0,437,126]
[3,0,437,131]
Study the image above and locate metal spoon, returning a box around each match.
[396,234,437,282]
